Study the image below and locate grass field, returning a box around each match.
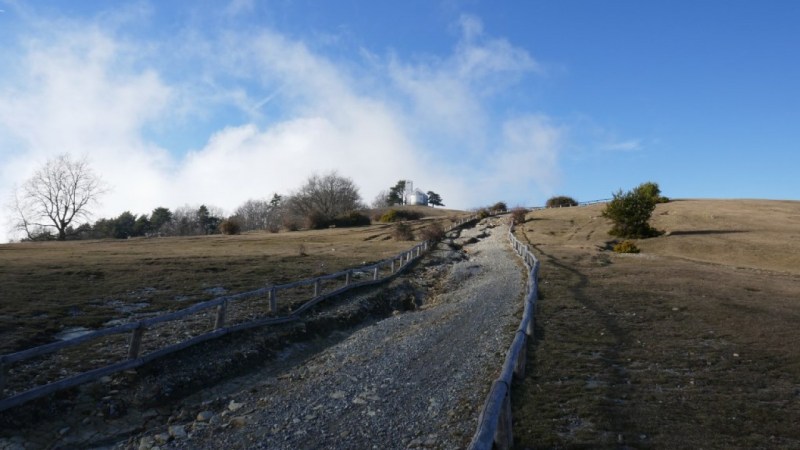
[0,206,465,355]
[511,199,800,449]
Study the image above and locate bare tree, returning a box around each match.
[371,190,390,209]
[10,154,107,241]
[233,194,284,232]
[287,172,364,224]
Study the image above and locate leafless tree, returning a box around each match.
[287,172,364,224]
[10,154,107,241]
[371,190,390,209]
[233,194,284,232]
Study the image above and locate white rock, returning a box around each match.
[228,400,244,412]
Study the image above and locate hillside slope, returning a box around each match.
[512,199,800,449]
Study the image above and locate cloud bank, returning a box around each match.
[0,7,565,241]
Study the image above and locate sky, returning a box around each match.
[1,0,798,241]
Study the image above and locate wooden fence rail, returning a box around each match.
[0,216,477,412]
[468,221,540,450]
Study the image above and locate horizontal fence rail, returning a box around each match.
[528,198,611,211]
[0,216,478,412]
[469,220,540,450]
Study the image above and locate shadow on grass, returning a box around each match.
[523,243,635,444]
[668,229,748,236]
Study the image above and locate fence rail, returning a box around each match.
[528,198,611,211]
[469,221,540,449]
[0,216,478,412]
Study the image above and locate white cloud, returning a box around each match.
[0,11,563,241]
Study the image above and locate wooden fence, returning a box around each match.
[0,216,477,412]
[468,222,540,449]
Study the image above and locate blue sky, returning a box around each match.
[1,1,798,240]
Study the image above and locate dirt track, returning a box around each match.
[142,217,525,450]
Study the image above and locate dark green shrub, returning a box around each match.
[392,222,414,241]
[476,208,490,220]
[491,201,508,213]
[380,209,423,223]
[419,221,445,242]
[602,187,661,238]
[305,211,329,229]
[332,211,371,227]
[613,240,640,253]
[218,219,242,235]
[546,196,578,208]
[511,207,528,225]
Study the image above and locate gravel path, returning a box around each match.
[139,218,525,450]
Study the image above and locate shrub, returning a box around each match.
[392,222,414,241]
[218,219,242,235]
[380,209,398,223]
[476,208,490,220]
[305,210,330,230]
[491,201,508,213]
[332,211,371,228]
[282,216,300,231]
[635,181,669,204]
[380,209,422,223]
[511,207,528,225]
[602,187,661,238]
[546,196,578,208]
[419,221,445,242]
[613,240,640,254]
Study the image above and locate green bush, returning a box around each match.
[392,222,414,241]
[511,207,528,225]
[613,240,640,254]
[602,186,661,238]
[635,181,669,204]
[476,208,490,220]
[546,196,578,208]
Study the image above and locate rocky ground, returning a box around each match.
[0,216,526,450]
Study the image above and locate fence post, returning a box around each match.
[390,260,396,273]
[127,324,145,360]
[269,287,278,314]
[314,279,321,297]
[373,267,379,280]
[495,392,513,449]
[345,270,352,286]
[214,301,227,330]
[0,357,7,398]
[514,333,527,380]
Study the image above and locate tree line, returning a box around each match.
[7,154,447,241]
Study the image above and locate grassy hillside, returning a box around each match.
[0,211,465,354]
[511,199,800,448]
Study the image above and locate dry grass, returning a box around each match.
[511,199,800,449]
[0,213,464,355]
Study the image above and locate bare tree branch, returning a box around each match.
[9,154,107,241]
